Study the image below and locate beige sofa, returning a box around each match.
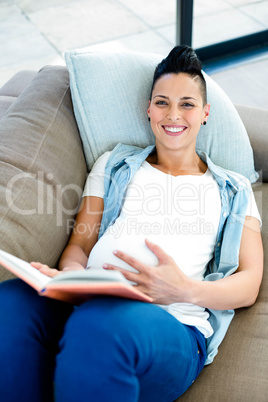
[0,66,267,401]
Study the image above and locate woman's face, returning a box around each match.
[147,73,210,154]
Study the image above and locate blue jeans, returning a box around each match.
[0,279,206,402]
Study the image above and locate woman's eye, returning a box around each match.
[156,100,167,106]
[182,103,194,108]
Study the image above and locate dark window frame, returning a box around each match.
[176,0,268,64]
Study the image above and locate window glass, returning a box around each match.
[192,0,268,49]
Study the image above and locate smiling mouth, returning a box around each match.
[162,125,187,136]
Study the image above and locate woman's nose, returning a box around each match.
[167,106,181,121]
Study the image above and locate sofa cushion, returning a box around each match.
[235,104,268,183]
[65,49,258,182]
[0,66,87,281]
[0,96,16,120]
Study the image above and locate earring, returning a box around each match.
[203,121,207,125]
[148,117,151,122]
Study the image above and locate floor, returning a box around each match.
[1,0,268,108]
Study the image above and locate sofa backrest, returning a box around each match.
[0,66,87,281]
[235,104,268,183]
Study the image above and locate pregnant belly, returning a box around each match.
[87,222,159,273]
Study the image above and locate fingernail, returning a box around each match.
[102,264,108,269]
[113,250,118,255]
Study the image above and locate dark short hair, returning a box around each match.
[150,45,207,105]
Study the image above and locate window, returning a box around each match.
[176,0,268,63]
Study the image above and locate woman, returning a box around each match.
[0,46,263,402]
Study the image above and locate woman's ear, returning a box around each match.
[147,100,151,119]
[203,103,210,123]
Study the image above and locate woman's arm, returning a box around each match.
[31,196,104,276]
[58,196,104,270]
[103,217,263,310]
[187,216,263,310]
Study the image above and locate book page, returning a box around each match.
[49,268,130,285]
[0,249,51,291]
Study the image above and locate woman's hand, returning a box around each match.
[30,262,85,278]
[30,262,61,277]
[103,238,192,305]
[104,216,263,310]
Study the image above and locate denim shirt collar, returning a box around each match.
[197,149,249,192]
[107,144,248,190]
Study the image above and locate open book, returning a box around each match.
[0,249,152,304]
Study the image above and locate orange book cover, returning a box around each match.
[0,249,152,304]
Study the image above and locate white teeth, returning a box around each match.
[164,126,184,133]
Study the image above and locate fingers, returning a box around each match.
[102,249,145,282]
[103,240,172,275]
[30,262,50,270]
[103,263,140,283]
[144,238,171,264]
[30,262,60,277]
[112,250,146,272]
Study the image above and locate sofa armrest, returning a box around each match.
[235,104,268,182]
[0,70,37,120]
[0,70,37,98]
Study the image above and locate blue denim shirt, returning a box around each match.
[99,143,251,365]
